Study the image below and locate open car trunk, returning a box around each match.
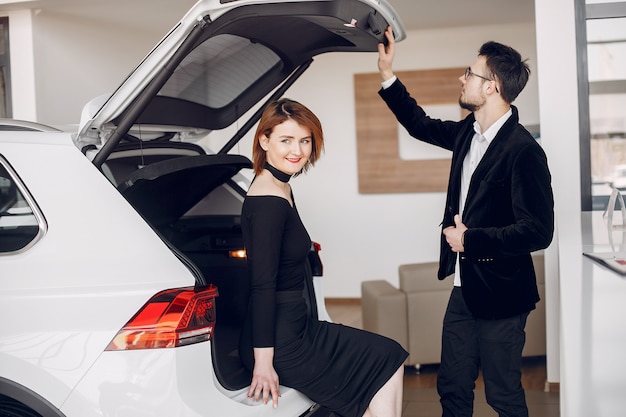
[114,153,255,389]
[113,150,321,391]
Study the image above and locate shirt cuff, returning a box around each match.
[381,75,397,90]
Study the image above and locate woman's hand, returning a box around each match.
[249,347,281,408]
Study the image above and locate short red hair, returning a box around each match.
[251,98,324,176]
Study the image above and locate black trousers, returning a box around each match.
[437,287,529,417]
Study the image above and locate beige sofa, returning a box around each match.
[361,254,546,368]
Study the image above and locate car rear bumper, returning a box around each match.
[61,342,314,417]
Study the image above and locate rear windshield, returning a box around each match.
[158,34,282,109]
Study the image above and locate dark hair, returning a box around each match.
[479,41,530,104]
[251,98,324,176]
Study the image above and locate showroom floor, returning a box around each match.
[325,299,560,417]
[401,361,559,417]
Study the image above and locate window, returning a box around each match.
[0,17,11,118]
[579,1,626,210]
[0,156,46,254]
[158,34,281,109]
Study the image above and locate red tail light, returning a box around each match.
[106,285,218,351]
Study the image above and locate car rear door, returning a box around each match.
[74,0,406,159]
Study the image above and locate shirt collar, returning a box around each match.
[472,108,513,144]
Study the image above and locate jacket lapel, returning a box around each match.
[465,107,520,206]
[448,121,475,216]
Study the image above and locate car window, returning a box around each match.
[158,34,282,109]
[0,156,47,254]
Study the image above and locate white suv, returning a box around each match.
[0,1,404,416]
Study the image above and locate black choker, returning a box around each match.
[265,162,292,183]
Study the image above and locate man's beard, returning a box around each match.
[459,96,479,112]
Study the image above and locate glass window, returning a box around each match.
[0,17,11,118]
[0,157,46,254]
[583,3,626,210]
[587,18,626,81]
[587,0,625,3]
[158,34,282,109]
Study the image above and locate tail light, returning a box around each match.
[106,285,218,351]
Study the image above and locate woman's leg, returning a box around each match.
[363,364,404,417]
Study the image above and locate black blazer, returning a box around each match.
[379,79,554,319]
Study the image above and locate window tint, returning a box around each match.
[580,1,626,210]
[0,157,46,254]
[158,34,281,108]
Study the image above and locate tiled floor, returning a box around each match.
[401,361,559,417]
[325,299,560,417]
[401,387,560,417]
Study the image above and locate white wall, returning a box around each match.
[5,9,36,121]
[30,4,194,127]
[534,0,580,400]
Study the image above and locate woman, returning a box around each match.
[239,98,408,417]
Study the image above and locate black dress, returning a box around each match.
[239,194,408,417]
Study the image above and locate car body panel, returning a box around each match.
[61,345,313,417]
[0,133,198,408]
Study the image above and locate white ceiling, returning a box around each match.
[389,0,535,30]
[0,0,536,32]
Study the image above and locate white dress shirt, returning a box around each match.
[453,110,512,286]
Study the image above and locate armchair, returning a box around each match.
[361,254,546,368]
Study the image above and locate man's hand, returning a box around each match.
[249,348,280,408]
[377,26,396,82]
[443,214,468,253]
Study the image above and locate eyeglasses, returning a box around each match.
[464,67,492,82]
[464,67,499,93]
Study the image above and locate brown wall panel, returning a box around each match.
[354,68,467,193]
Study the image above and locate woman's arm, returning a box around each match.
[248,347,280,408]
[242,197,289,408]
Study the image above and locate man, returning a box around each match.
[377,27,554,417]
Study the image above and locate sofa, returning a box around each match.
[361,254,546,368]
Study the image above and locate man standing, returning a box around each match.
[377,27,554,417]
